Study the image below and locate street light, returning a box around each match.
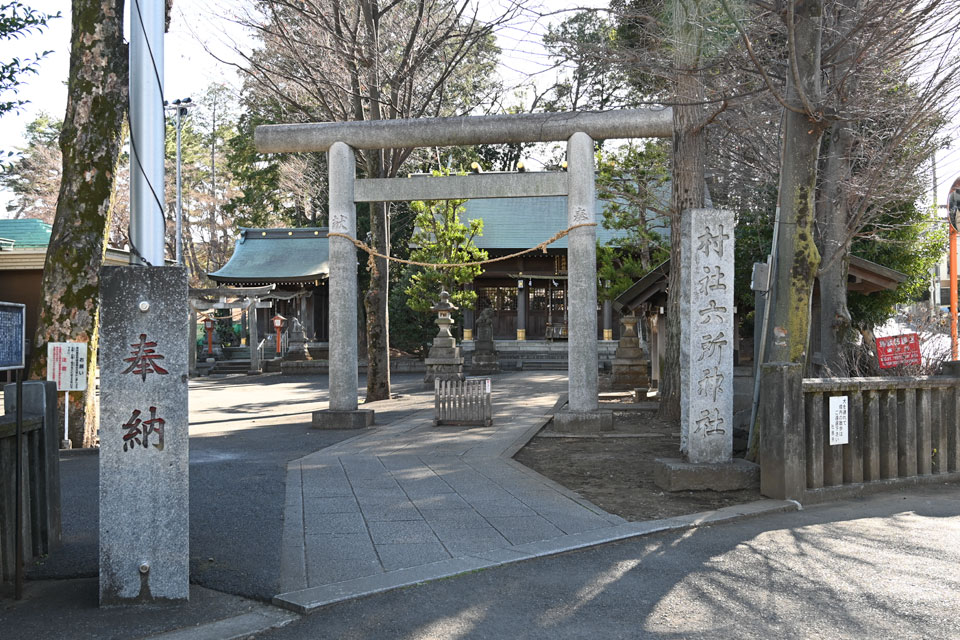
[164,97,196,265]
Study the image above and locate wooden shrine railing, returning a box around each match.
[759,364,960,503]
[434,378,492,427]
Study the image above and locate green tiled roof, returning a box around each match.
[208,228,330,284]
[0,219,53,248]
[461,194,668,250]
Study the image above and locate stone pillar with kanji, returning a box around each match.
[98,266,189,604]
[679,209,735,463]
[653,209,758,491]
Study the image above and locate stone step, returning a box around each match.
[210,360,253,374]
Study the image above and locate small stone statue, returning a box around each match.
[476,307,494,344]
[470,306,499,374]
[286,316,309,361]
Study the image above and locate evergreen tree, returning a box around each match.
[404,194,487,314]
[596,141,671,301]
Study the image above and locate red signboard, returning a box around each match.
[875,333,921,369]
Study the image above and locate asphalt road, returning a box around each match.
[25,372,429,601]
[257,483,960,640]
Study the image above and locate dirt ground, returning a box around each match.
[514,401,763,522]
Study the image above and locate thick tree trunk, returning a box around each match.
[815,122,854,375]
[29,0,128,447]
[763,2,826,365]
[659,0,706,421]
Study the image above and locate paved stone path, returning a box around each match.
[274,372,792,613]
[276,373,625,609]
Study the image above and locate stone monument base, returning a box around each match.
[285,341,310,361]
[469,353,500,375]
[424,357,464,386]
[553,409,614,434]
[652,457,759,492]
[611,359,649,390]
[312,409,375,430]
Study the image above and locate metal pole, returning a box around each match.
[209,100,216,270]
[129,0,166,266]
[14,367,23,600]
[175,106,183,265]
[951,225,957,359]
[63,390,68,445]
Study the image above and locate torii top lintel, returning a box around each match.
[254,108,673,154]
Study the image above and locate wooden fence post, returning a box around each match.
[759,362,805,501]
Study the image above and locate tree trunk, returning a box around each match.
[365,197,392,402]
[360,3,391,402]
[659,0,707,421]
[813,0,859,375]
[763,1,826,366]
[29,0,128,447]
[815,122,854,375]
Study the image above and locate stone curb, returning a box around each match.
[137,603,299,640]
[60,447,99,457]
[273,498,798,614]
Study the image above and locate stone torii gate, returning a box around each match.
[188,285,275,375]
[256,109,673,429]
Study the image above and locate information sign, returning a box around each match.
[829,396,849,446]
[47,342,88,391]
[0,301,26,371]
[876,333,921,369]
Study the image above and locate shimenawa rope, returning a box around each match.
[327,222,596,269]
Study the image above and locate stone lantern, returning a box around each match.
[611,313,649,392]
[424,291,464,385]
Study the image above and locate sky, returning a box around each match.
[1,0,959,214]
[0,0,602,213]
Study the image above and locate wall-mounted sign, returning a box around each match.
[876,333,921,369]
[0,301,26,371]
[829,396,849,446]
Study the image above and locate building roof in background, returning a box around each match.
[208,228,330,284]
[461,194,669,251]
[614,259,670,312]
[0,219,53,249]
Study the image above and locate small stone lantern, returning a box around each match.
[433,291,457,339]
[611,313,649,392]
[424,291,464,385]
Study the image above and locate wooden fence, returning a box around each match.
[804,377,959,489]
[434,378,492,427]
[759,364,960,502]
[1,382,61,590]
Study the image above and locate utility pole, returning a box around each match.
[129,0,165,265]
[164,97,195,265]
[949,171,960,360]
[208,100,217,271]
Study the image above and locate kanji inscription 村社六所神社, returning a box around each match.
[680,210,735,463]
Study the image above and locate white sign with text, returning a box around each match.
[829,396,849,446]
[47,342,87,391]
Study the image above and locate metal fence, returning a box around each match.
[434,377,492,427]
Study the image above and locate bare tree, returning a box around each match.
[220,0,514,401]
[719,0,960,369]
